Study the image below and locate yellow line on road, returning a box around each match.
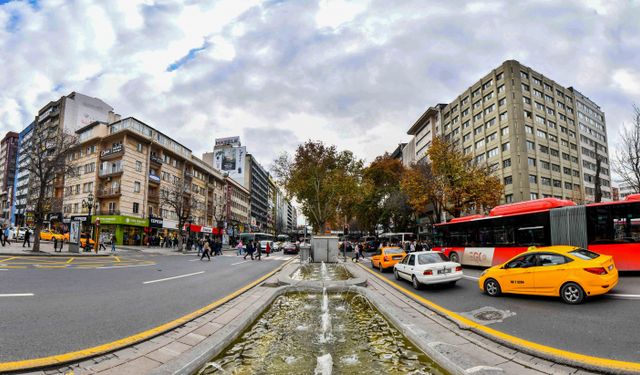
[114,256,120,262]
[0,257,297,372]
[66,258,74,264]
[1,256,17,262]
[357,263,640,373]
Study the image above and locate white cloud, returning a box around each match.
[612,69,640,96]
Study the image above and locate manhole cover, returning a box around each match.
[460,306,516,325]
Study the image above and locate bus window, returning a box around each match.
[516,226,546,246]
[587,203,640,244]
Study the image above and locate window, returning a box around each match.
[561,139,569,147]
[499,112,507,121]
[504,176,512,185]
[553,179,561,187]
[521,83,530,92]
[463,120,470,129]
[501,127,509,136]
[563,167,571,175]
[475,154,485,163]
[539,145,549,154]
[521,71,529,80]
[525,126,533,134]
[461,96,469,105]
[549,134,557,142]
[527,141,535,150]
[483,92,493,102]
[564,182,573,189]
[550,148,559,157]
[496,72,504,81]
[524,110,532,119]
[463,133,471,143]
[134,181,141,193]
[485,118,496,128]
[586,204,640,244]
[475,139,485,149]
[136,161,142,172]
[505,194,513,203]
[562,152,570,161]
[486,132,497,143]
[502,142,510,151]
[523,96,531,105]
[533,89,543,98]
[498,85,505,94]
[529,175,537,183]
[137,143,143,152]
[535,115,545,125]
[535,102,545,111]
[536,129,547,139]
[473,88,481,97]
[462,108,469,117]
[133,202,139,214]
[84,162,95,174]
[538,253,570,266]
[541,160,550,170]
[463,146,471,155]
[499,98,506,107]
[474,113,482,122]
[533,77,542,86]
[483,80,493,89]
[552,164,561,172]
[541,177,551,186]
[547,120,556,129]
[475,125,484,135]
[487,147,499,158]
[546,107,555,116]
[503,158,511,168]
[530,192,538,200]
[484,104,495,115]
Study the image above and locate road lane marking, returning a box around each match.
[1,257,17,262]
[188,259,200,262]
[0,293,34,297]
[606,293,640,300]
[143,271,205,284]
[66,258,74,264]
[0,256,297,373]
[357,263,640,373]
[98,263,154,269]
[231,260,252,265]
[114,256,120,262]
[463,275,480,280]
[0,269,7,271]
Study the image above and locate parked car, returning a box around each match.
[394,251,463,289]
[370,246,406,272]
[479,246,618,304]
[14,227,29,240]
[39,229,64,241]
[80,233,96,248]
[282,242,299,254]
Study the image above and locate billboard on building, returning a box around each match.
[215,136,241,147]
[214,146,246,182]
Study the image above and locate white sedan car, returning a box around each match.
[394,251,463,289]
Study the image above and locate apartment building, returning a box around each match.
[0,132,19,223]
[403,104,446,166]
[64,117,238,245]
[407,60,612,205]
[12,122,34,226]
[225,176,250,235]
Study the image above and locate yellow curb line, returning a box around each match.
[0,256,298,372]
[66,258,74,264]
[357,263,640,373]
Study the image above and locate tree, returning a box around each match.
[160,179,199,251]
[26,127,78,252]
[613,105,640,194]
[426,137,503,218]
[273,141,363,234]
[401,160,444,224]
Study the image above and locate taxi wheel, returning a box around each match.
[484,278,501,297]
[560,282,585,304]
[378,263,384,273]
[394,268,400,280]
[412,275,421,290]
[449,252,460,263]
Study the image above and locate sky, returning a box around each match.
[1,0,639,180]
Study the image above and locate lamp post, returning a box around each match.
[81,192,98,251]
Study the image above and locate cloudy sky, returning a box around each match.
[1,0,639,174]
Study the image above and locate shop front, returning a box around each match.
[91,215,149,246]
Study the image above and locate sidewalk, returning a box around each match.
[0,242,110,257]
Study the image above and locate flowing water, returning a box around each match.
[290,262,352,281]
[196,291,448,375]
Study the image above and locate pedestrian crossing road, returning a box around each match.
[0,255,155,270]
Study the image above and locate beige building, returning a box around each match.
[406,60,612,205]
[64,117,247,245]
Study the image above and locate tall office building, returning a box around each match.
[0,131,19,223]
[405,60,612,205]
[12,122,34,226]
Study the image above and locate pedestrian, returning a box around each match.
[244,241,254,260]
[265,242,271,257]
[236,240,244,256]
[53,237,58,252]
[410,241,416,253]
[111,233,116,253]
[200,238,211,261]
[3,225,11,245]
[0,225,5,246]
[352,243,360,262]
[23,228,31,248]
[255,241,262,260]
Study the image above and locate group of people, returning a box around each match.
[144,233,182,248]
[235,240,272,261]
[197,236,223,261]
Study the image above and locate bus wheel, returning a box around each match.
[449,252,460,263]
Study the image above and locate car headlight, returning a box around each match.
[480,270,488,277]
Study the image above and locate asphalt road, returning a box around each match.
[0,252,292,362]
[360,257,640,363]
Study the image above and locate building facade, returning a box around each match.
[407,60,612,205]
[0,132,19,223]
[12,122,34,227]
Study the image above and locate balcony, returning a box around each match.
[184,171,193,180]
[94,209,121,216]
[100,144,124,160]
[150,154,163,166]
[99,167,123,178]
[148,191,160,203]
[148,174,161,185]
[96,187,121,199]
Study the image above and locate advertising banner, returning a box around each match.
[214,146,246,183]
[215,136,240,147]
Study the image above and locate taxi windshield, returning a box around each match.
[569,248,600,260]
[384,248,404,254]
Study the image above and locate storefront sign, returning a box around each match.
[47,212,63,221]
[163,219,178,230]
[201,226,213,234]
[149,216,163,228]
[92,215,149,227]
[71,215,91,222]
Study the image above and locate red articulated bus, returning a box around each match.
[433,194,640,271]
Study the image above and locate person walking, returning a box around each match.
[352,243,360,262]
[244,241,254,260]
[110,234,116,253]
[53,237,58,252]
[265,242,271,257]
[236,240,244,256]
[23,228,31,248]
[3,226,11,246]
[200,237,211,261]
[255,241,262,260]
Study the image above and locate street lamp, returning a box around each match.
[81,192,98,251]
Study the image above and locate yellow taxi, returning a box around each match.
[479,246,618,304]
[39,229,64,241]
[371,246,406,272]
[62,232,95,247]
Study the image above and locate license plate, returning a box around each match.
[608,264,614,271]
[438,268,451,275]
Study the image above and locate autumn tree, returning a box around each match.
[613,105,640,194]
[273,141,363,234]
[26,127,78,252]
[401,160,444,224]
[426,137,503,218]
[160,178,199,251]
